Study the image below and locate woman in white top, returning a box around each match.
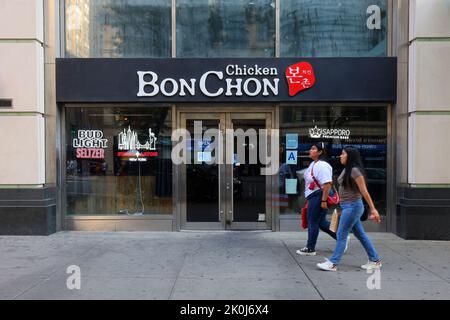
[297,143,341,256]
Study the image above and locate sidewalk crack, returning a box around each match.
[168,242,200,300]
[282,240,325,300]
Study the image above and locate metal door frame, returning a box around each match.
[180,112,226,230]
[178,107,274,231]
[225,112,272,230]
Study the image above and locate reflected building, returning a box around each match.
[66,0,90,57]
[66,0,171,58]
[281,0,387,57]
[177,0,275,57]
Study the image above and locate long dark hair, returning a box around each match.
[312,142,328,162]
[342,147,366,190]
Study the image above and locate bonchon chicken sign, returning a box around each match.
[56,58,397,103]
[137,62,315,98]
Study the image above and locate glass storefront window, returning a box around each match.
[177,0,275,57]
[65,0,171,58]
[64,1,389,58]
[278,106,387,216]
[65,107,173,215]
[281,0,387,57]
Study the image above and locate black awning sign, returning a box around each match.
[56,58,397,103]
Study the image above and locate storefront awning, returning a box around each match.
[56,57,397,104]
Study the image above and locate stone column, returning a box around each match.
[397,0,450,239]
[0,0,56,235]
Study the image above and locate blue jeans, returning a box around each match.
[306,190,337,250]
[329,199,380,265]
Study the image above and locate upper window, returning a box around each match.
[65,0,171,58]
[64,0,388,58]
[176,0,275,57]
[281,0,387,57]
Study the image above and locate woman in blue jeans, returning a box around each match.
[317,147,382,271]
[296,143,339,256]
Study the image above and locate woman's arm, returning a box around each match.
[321,182,332,209]
[354,176,382,223]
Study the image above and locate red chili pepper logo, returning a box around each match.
[285,62,316,96]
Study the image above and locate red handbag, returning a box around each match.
[301,201,308,229]
[326,186,340,206]
[311,165,340,207]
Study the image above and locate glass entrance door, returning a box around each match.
[180,113,225,230]
[225,113,271,230]
[179,111,272,230]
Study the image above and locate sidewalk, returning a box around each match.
[0,231,449,300]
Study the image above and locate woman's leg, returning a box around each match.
[352,208,381,263]
[329,202,361,265]
[319,208,337,240]
[306,192,322,250]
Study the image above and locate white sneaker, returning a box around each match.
[361,260,382,270]
[344,235,350,253]
[317,259,337,272]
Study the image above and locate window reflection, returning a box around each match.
[65,107,173,215]
[278,106,388,216]
[64,0,389,58]
[281,0,387,57]
[65,0,171,58]
[177,0,275,57]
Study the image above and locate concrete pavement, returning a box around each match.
[0,231,449,300]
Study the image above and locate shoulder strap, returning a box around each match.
[310,162,321,189]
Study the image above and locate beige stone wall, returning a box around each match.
[408,0,450,184]
[394,0,410,185]
[0,0,45,185]
[44,0,59,185]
